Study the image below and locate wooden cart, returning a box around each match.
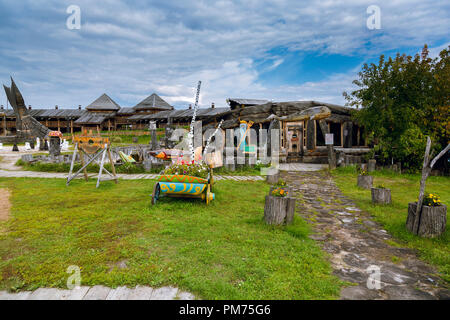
[151,169,214,205]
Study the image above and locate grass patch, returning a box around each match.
[332,166,450,283]
[0,178,343,299]
[15,158,266,177]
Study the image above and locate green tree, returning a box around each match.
[344,45,450,170]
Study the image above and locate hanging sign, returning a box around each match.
[325,133,334,145]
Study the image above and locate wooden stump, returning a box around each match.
[368,159,376,172]
[406,202,447,238]
[371,188,391,204]
[49,136,61,157]
[264,195,296,225]
[357,175,373,189]
[266,172,280,184]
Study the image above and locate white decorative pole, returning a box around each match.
[188,81,201,161]
[203,119,224,156]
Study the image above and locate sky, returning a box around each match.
[0,0,448,110]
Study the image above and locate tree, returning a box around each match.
[344,45,450,170]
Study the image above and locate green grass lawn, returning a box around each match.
[332,166,450,283]
[15,158,267,176]
[0,178,343,299]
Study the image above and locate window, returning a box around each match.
[315,120,325,146]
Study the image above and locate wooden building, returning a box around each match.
[0,92,369,164]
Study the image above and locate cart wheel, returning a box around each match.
[152,183,160,205]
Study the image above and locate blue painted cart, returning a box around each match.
[151,170,215,205]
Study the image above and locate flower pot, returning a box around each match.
[406,202,447,238]
[371,188,391,204]
[357,175,373,189]
[264,195,296,225]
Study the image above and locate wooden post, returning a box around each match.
[79,152,89,181]
[409,137,450,235]
[107,146,118,184]
[67,143,78,186]
[319,120,336,169]
[371,188,391,204]
[264,195,296,225]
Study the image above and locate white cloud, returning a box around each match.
[0,0,448,108]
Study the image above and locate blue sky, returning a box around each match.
[0,0,448,109]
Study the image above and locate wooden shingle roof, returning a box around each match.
[86,93,121,111]
[133,93,173,111]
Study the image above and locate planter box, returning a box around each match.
[371,188,391,204]
[357,175,373,189]
[264,195,296,225]
[406,202,447,238]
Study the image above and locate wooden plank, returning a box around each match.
[127,286,155,300]
[106,286,132,300]
[83,285,111,300]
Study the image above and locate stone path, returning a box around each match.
[0,285,195,300]
[0,147,42,171]
[282,170,450,300]
[279,163,328,171]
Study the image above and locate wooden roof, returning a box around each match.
[133,93,173,111]
[86,93,121,111]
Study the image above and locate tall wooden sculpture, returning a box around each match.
[1,77,50,146]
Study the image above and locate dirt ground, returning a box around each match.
[0,188,11,221]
